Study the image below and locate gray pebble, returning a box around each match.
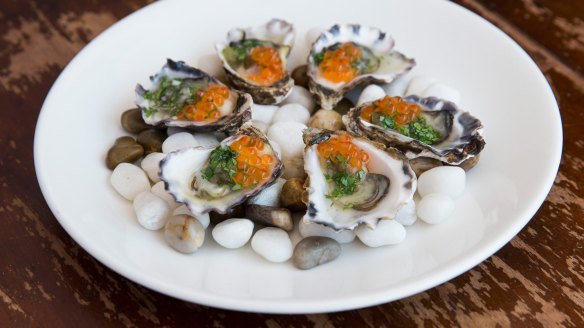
[293,236,341,270]
[246,204,293,231]
[137,129,167,155]
[106,136,144,170]
[121,108,152,134]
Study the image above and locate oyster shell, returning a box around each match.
[302,128,416,230]
[216,19,295,105]
[135,59,252,134]
[343,95,485,167]
[307,24,415,110]
[160,123,283,215]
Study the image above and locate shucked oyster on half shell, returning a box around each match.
[160,123,283,215]
[216,19,295,105]
[302,128,416,231]
[307,24,415,110]
[343,95,486,168]
[136,59,252,134]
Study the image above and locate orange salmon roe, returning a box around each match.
[360,96,421,126]
[229,135,274,188]
[319,43,363,83]
[178,84,230,121]
[317,135,370,172]
[247,46,285,86]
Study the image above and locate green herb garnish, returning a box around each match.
[143,107,158,118]
[376,114,442,145]
[223,39,262,64]
[143,76,207,116]
[201,146,238,186]
[325,169,366,200]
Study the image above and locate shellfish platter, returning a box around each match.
[35,0,562,313]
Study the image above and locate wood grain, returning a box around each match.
[0,0,583,326]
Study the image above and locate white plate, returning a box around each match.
[34,0,562,313]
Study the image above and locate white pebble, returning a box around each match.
[270,140,283,160]
[140,152,166,183]
[282,157,306,179]
[133,191,170,230]
[267,122,306,161]
[417,193,455,224]
[357,84,387,106]
[383,75,409,97]
[164,215,205,253]
[405,76,438,96]
[110,163,151,200]
[306,27,326,47]
[281,86,316,113]
[394,199,417,226]
[172,205,210,229]
[248,178,286,207]
[151,181,180,210]
[417,166,466,199]
[252,104,278,125]
[421,82,461,104]
[356,220,406,247]
[299,219,355,244]
[251,227,293,263]
[193,133,219,147]
[251,120,269,133]
[162,132,199,153]
[212,218,254,249]
[271,104,311,125]
[166,126,189,136]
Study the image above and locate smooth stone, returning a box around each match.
[140,152,166,183]
[172,205,210,229]
[246,204,293,231]
[292,236,341,270]
[281,86,316,113]
[252,104,278,125]
[357,84,386,106]
[405,75,437,96]
[394,199,417,226]
[209,204,246,225]
[151,181,180,210]
[110,163,150,200]
[356,220,406,247]
[137,129,167,155]
[308,109,344,131]
[299,219,356,244]
[162,132,199,153]
[192,133,219,147]
[421,82,461,105]
[121,108,152,134]
[409,157,443,177]
[417,193,455,225]
[106,136,144,170]
[248,178,286,207]
[332,99,353,115]
[417,166,466,199]
[267,121,306,161]
[272,103,311,125]
[212,218,254,249]
[279,178,306,211]
[133,191,170,230]
[251,227,293,263]
[164,214,205,253]
[281,156,306,179]
[291,65,309,88]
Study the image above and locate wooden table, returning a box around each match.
[1,0,582,326]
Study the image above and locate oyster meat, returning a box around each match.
[136,59,252,134]
[216,19,295,105]
[302,128,416,230]
[160,123,283,215]
[307,24,415,110]
[343,95,485,168]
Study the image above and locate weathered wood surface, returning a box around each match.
[1,0,583,326]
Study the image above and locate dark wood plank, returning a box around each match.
[0,0,583,327]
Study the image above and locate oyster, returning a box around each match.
[307,24,415,110]
[343,95,485,168]
[302,128,416,230]
[136,59,252,134]
[160,123,283,215]
[216,19,295,105]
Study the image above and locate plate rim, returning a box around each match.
[33,0,563,313]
